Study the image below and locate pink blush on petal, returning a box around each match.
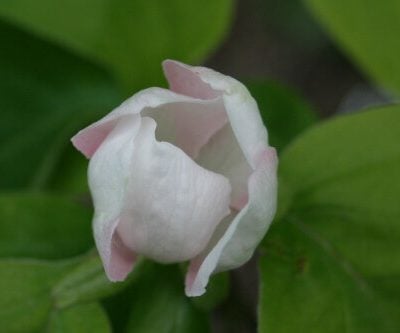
[163,60,220,100]
[230,193,249,211]
[94,216,137,282]
[71,121,116,158]
[107,232,137,281]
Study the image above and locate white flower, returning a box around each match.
[71,60,278,296]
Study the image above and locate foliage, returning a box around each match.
[0,0,233,91]
[305,0,400,96]
[259,106,400,332]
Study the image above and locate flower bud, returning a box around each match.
[72,60,278,296]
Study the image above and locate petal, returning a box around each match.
[142,98,227,158]
[196,124,252,211]
[95,217,137,281]
[71,87,226,159]
[164,61,278,296]
[185,148,278,297]
[163,60,269,168]
[116,117,232,263]
[88,116,141,281]
[163,59,220,100]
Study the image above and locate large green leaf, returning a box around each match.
[0,193,93,259]
[280,105,400,277]
[0,20,121,190]
[53,257,145,309]
[0,258,121,333]
[0,259,78,333]
[0,0,233,90]
[48,145,90,194]
[259,221,400,333]
[47,303,111,333]
[305,0,400,95]
[259,105,400,332]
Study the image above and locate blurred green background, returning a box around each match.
[0,0,399,332]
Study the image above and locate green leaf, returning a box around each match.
[0,256,131,333]
[280,105,400,276]
[0,192,93,259]
[47,303,111,333]
[53,257,144,309]
[259,221,400,333]
[0,0,233,90]
[124,264,210,333]
[246,81,317,151]
[0,20,121,190]
[259,105,400,332]
[48,145,89,194]
[304,0,400,95]
[0,258,78,333]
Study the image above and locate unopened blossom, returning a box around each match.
[71,60,278,296]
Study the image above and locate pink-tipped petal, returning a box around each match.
[89,116,141,280]
[185,148,278,297]
[71,121,118,159]
[163,60,220,100]
[116,117,232,263]
[95,217,137,281]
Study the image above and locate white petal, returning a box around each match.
[163,60,277,296]
[142,98,227,158]
[116,117,232,263]
[185,148,278,296]
[88,116,141,281]
[196,124,252,211]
